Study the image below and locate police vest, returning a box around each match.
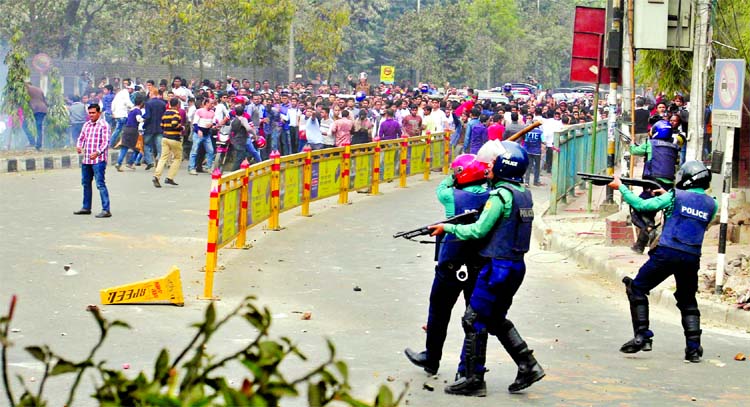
[659,190,715,255]
[644,139,679,180]
[479,185,534,261]
[438,188,490,264]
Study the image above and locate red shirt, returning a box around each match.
[487,123,505,141]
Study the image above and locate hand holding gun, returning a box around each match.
[393,210,479,243]
[577,172,663,191]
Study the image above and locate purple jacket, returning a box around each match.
[378,118,402,140]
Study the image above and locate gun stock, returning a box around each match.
[394,210,479,240]
[577,172,663,190]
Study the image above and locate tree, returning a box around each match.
[44,68,70,147]
[295,0,351,81]
[1,32,35,150]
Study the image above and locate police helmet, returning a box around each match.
[451,154,489,186]
[675,160,711,190]
[651,120,673,140]
[355,91,366,102]
[491,141,528,183]
[503,83,512,93]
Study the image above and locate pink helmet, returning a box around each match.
[451,154,488,186]
[255,136,267,149]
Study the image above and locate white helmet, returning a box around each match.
[359,72,368,80]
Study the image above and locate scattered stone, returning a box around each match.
[353,286,362,292]
[422,383,434,392]
[691,397,697,401]
[734,353,746,361]
[375,265,381,269]
[29,377,36,382]
[63,264,71,271]
[60,332,67,336]
[10,328,20,333]
[122,363,130,369]
[387,376,395,382]
[301,311,312,320]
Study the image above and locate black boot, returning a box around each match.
[498,320,545,393]
[631,228,649,254]
[621,277,653,354]
[403,348,438,375]
[445,307,487,397]
[681,309,703,363]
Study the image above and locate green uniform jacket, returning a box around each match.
[436,175,488,217]
[618,185,718,220]
[444,181,525,240]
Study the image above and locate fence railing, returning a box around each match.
[202,132,453,298]
[549,122,610,215]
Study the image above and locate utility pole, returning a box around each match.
[288,20,295,84]
[604,0,624,206]
[621,0,635,178]
[686,0,711,162]
[415,0,421,85]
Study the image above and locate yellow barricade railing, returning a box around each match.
[202,132,452,298]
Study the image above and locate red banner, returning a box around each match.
[570,6,611,84]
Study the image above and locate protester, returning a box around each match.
[74,104,111,218]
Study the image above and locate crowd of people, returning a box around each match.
[62,72,637,188]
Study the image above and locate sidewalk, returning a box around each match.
[533,182,750,330]
[0,147,122,173]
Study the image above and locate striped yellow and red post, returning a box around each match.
[443,130,452,174]
[301,145,313,216]
[203,167,222,299]
[399,134,408,188]
[424,131,432,181]
[339,143,351,204]
[235,159,250,248]
[268,150,281,230]
[372,137,381,195]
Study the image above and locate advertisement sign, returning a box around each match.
[248,174,271,226]
[570,6,612,84]
[380,65,395,84]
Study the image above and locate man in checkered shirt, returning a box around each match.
[74,104,112,218]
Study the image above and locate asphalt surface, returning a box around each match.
[2,165,750,406]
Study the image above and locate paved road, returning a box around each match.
[2,166,750,406]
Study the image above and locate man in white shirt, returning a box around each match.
[109,79,134,147]
[542,111,563,173]
[171,77,194,110]
[428,99,449,133]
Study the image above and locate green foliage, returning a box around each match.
[0,296,404,407]
[1,31,35,148]
[44,68,69,147]
[634,49,692,96]
[295,1,351,78]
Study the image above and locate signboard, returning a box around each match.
[380,66,395,84]
[570,7,612,84]
[712,59,746,128]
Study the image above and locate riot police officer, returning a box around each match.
[608,161,717,362]
[629,119,680,253]
[430,141,545,396]
[405,154,490,375]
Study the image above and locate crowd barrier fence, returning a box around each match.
[202,131,452,298]
[549,121,611,215]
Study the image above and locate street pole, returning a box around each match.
[686,0,711,162]
[716,126,735,295]
[288,20,295,84]
[604,0,623,204]
[415,0,421,85]
[625,0,636,179]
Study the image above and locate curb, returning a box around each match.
[534,202,750,330]
[0,151,119,174]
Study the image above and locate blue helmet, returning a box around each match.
[503,83,512,93]
[651,119,672,140]
[491,141,528,183]
[355,91,366,102]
